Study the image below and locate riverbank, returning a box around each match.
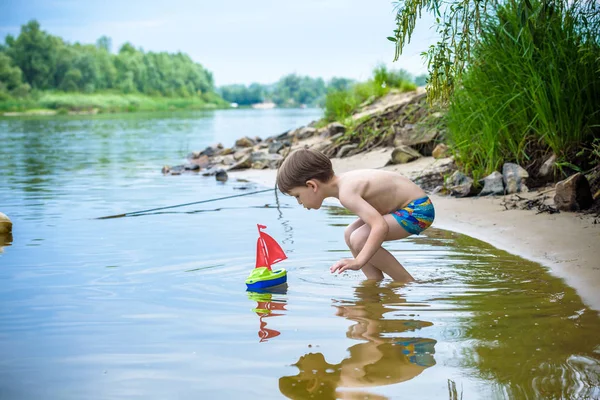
[0,92,229,116]
[231,150,600,313]
[171,87,600,312]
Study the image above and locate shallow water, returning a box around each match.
[0,110,599,400]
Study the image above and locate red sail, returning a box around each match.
[255,224,287,269]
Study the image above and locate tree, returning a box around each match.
[92,42,117,90]
[272,74,327,107]
[0,52,24,90]
[219,83,266,105]
[247,83,265,104]
[0,20,222,101]
[327,77,354,93]
[60,68,82,91]
[96,36,112,53]
[6,20,60,89]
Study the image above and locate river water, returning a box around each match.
[0,109,598,399]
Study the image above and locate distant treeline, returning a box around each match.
[0,20,225,112]
[0,19,427,113]
[218,71,427,107]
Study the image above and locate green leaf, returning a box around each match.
[387,36,397,42]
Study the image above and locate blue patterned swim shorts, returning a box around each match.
[391,196,435,235]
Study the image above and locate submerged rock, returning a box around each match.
[479,171,505,196]
[215,169,228,182]
[168,165,184,175]
[183,163,200,171]
[554,173,593,211]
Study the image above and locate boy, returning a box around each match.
[276,148,434,282]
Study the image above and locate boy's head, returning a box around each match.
[276,148,334,210]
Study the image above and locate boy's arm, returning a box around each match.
[339,191,389,268]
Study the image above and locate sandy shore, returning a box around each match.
[232,148,600,312]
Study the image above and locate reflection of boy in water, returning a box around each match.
[0,232,12,254]
[279,283,436,399]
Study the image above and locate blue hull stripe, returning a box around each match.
[246,276,287,290]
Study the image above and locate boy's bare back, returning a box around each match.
[336,169,427,215]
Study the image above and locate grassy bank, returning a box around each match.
[322,65,417,124]
[446,0,600,182]
[0,91,230,115]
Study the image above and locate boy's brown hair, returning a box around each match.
[277,148,334,193]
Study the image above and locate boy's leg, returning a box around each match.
[349,214,415,282]
[344,219,384,280]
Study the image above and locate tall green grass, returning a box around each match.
[324,65,416,122]
[447,0,600,181]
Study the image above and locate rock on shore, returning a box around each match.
[163,89,450,180]
[163,87,598,214]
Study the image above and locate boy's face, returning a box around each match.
[288,182,323,210]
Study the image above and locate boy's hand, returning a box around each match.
[330,258,362,274]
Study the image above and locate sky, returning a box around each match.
[0,0,438,86]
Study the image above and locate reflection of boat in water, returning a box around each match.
[247,289,287,342]
[280,282,437,399]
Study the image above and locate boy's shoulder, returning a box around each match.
[340,169,389,184]
[338,169,379,192]
[339,169,413,195]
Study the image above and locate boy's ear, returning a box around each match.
[305,179,318,192]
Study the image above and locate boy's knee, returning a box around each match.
[349,229,368,251]
[344,225,354,247]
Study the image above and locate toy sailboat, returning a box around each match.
[245,224,287,290]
